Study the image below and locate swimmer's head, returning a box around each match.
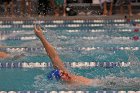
[47,69,71,81]
[59,70,71,81]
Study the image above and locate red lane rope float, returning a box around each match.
[134,29,139,32]
[133,36,139,41]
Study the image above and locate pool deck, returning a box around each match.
[0,15,140,21]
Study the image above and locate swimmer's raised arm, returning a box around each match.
[34,26,68,72]
[34,26,101,86]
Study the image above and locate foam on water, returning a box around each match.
[100,76,140,90]
[32,71,140,91]
[33,74,78,91]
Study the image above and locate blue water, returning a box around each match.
[0,18,140,91]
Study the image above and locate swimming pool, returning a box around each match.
[0,17,140,92]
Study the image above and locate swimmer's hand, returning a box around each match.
[34,25,44,37]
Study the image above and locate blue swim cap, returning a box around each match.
[47,69,61,81]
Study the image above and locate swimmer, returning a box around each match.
[0,51,10,58]
[0,46,25,59]
[0,51,25,59]
[34,25,102,86]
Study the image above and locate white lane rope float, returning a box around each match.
[0,28,139,34]
[0,24,140,28]
[0,90,140,93]
[0,36,139,41]
[0,46,139,53]
[0,18,140,23]
[0,61,132,68]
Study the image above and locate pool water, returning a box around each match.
[0,18,140,92]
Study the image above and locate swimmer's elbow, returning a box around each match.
[51,56,66,70]
[51,54,60,61]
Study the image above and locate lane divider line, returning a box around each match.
[0,91,139,93]
[0,62,131,68]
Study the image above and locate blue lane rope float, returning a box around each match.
[0,63,22,68]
